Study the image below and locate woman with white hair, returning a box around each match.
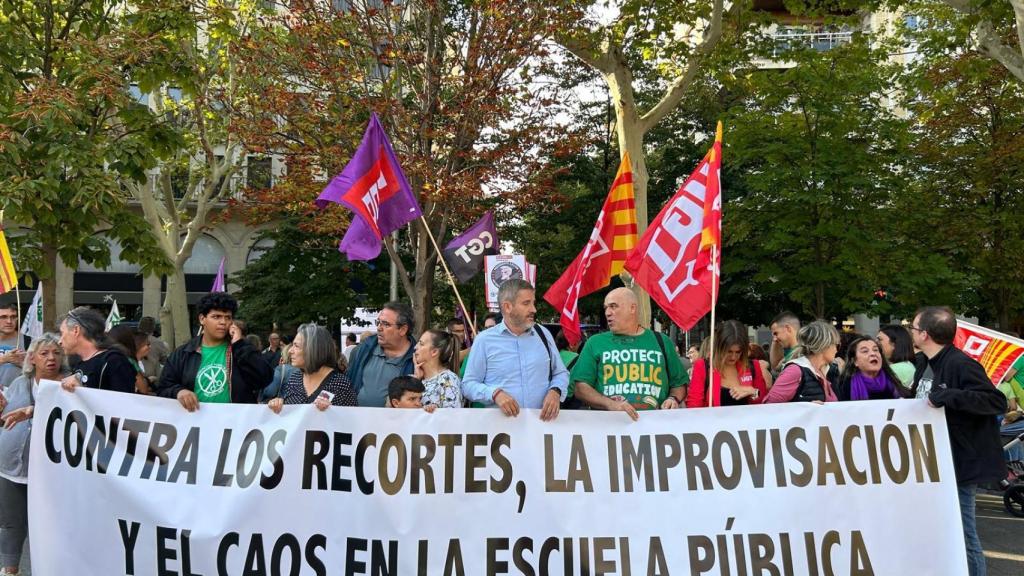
[0,333,68,575]
[268,324,356,413]
[763,320,840,403]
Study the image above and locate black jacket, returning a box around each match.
[157,337,273,404]
[913,346,1007,485]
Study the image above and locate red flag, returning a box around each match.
[625,122,722,330]
[544,154,638,346]
[954,320,1024,384]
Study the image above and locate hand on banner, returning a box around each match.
[177,389,200,412]
[424,404,437,413]
[2,406,31,430]
[540,389,560,422]
[493,390,520,417]
[267,398,284,414]
[660,397,681,410]
[60,374,80,393]
[611,399,639,421]
[0,392,6,413]
[313,396,330,411]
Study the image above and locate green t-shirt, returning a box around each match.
[195,343,231,404]
[1009,354,1024,388]
[570,330,688,410]
[999,380,1024,410]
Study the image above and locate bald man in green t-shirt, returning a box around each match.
[570,288,688,421]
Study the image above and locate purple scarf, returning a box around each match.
[849,371,899,401]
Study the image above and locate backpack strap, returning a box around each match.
[534,326,556,383]
[653,331,673,384]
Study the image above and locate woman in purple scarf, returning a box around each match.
[836,335,911,401]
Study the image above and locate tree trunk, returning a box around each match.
[410,218,439,338]
[162,268,192,347]
[41,243,58,330]
[606,67,654,327]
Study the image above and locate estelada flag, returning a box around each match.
[954,320,1024,385]
[543,153,637,346]
[0,224,17,295]
[625,122,722,330]
[316,112,423,261]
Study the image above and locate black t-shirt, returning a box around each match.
[73,349,137,394]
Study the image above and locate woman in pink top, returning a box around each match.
[763,320,840,404]
[687,320,773,408]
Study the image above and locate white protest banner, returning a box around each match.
[30,383,966,575]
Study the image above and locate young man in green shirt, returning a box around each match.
[570,287,688,421]
[157,292,273,411]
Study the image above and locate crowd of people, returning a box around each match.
[0,281,1014,575]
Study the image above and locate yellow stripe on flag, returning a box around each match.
[0,229,17,295]
[608,153,638,269]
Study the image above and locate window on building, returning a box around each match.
[247,238,276,265]
[183,235,227,275]
[247,156,273,190]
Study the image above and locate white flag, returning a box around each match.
[105,300,122,331]
[20,282,42,340]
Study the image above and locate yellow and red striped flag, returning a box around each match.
[625,121,723,331]
[543,153,638,346]
[0,224,17,295]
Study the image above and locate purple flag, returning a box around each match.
[211,257,226,292]
[442,211,499,283]
[316,113,423,261]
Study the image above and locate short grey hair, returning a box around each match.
[792,320,840,358]
[498,279,534,306]
[22,332,68,376]
[59,306,107,343]
[296,323,338,374]
[382,301,415,335]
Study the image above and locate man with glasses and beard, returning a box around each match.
[462,279,567,421]
[348,301,417,407]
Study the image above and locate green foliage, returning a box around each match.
[0,0,172,278]
[899,6,1024,328]
[233,223,391,337]
[723,36,948,321]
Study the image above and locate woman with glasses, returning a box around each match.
[58,307,137,394]
[0,333,68,575]
[267,324,356,413]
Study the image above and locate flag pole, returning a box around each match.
[706,244,719,408]
[0,210,20,350]
[418,215,478,338]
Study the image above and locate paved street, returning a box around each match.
[979,491,1024,576]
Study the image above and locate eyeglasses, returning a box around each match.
[909,325,925,333]
[376,320,405,329]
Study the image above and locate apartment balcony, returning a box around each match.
[753,27,856,69]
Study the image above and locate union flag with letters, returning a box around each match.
[316,112,422,261]
[625,123,722,330]
[544,154,638,347]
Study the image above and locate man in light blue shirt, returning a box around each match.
[462,279,567,421]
